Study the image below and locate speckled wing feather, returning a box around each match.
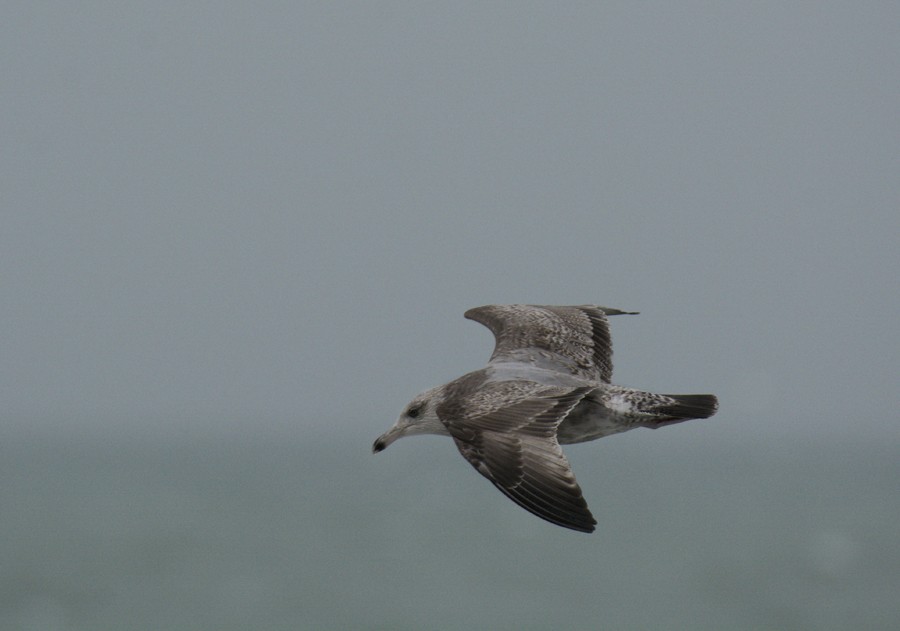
[464,304,637,383]
[438,381,597,533]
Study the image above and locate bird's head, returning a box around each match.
[372,386,449,453]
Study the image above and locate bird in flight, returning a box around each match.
[373,304,718,533]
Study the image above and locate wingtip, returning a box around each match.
[464,305,503,324]
[596,306,639,316]
[554,516,597,533]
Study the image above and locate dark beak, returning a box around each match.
[372,426,401,454]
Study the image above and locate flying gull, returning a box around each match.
[373,304,718,533]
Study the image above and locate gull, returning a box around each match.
[373,304,718,533]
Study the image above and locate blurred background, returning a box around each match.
[2,2,898,629]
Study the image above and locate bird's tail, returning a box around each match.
[644,393,718,428]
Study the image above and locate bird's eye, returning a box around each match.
[407,407,420,418]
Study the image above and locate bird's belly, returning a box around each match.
[556,400,639,445]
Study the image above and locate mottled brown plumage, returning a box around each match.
[373,304,718,533]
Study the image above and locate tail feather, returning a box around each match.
[646,394,718,428]
[659,394,718,419]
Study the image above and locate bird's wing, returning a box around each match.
[464,304,637,382]
[439,382,597,533]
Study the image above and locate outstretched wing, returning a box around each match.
[464,304,637,382]
[439,382,597,533]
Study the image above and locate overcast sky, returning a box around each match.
[2,2,897,444]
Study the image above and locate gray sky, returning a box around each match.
[3,2,897,443]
